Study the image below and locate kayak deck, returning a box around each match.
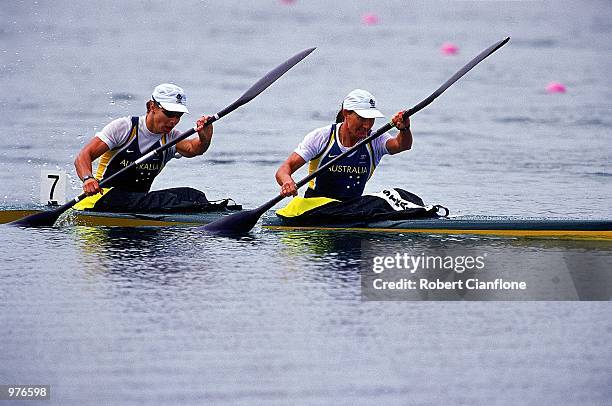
[261,215,612,240]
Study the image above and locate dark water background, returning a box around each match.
[1,1,611,404]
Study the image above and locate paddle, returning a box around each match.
[10,47,316,227]
[203,37,510,235]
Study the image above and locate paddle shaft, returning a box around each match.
[249,37,511,218]
[10,47,316,227]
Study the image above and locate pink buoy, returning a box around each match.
[545,82,566,94]
[440,42,459,55]
[280,0,295,4]
[362,13,379,25]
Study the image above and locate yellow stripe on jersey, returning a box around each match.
[95,122,138,180]
[365,142,376,180]
[307,126,337,190]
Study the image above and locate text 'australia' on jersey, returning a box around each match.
[95,116,170,192]
[305,123,376,200]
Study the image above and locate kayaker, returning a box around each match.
[276,89,412,200]
[73,83,217,212]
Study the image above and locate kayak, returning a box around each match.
[4,208,611,240]
[261,215,612,240]
[1,207,241,227]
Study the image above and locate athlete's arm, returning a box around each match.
[385,111,412,155]
[276,152,306,197]
[74,137,110,195]
[176,115,213,158]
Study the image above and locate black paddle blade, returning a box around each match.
[407,37,510,117]
[9,198,78,227]
[216,47,316,119]
[200,208,264,235]
[9,209,63,227]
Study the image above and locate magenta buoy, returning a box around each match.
[440,42,459,55]
[546,82,567,94]
[362,13,379,25]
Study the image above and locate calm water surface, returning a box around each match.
[1,1,611,404]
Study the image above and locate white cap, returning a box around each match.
[151,83,189,113]
[342,89,384,118]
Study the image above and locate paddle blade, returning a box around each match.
[200,208,263,235]
[407,37,510,117]
[216,47,316,119]
[9,197,79,227]
[9,209,63,227]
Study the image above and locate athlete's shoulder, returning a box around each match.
[167,127,183,140]
[371,131,393,147]
[101,116,133,134]
[303,123,334,143]
[295,124,335,161]
[96,116,134,149]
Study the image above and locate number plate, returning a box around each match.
[40,170,67,205]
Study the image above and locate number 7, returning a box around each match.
[48,174,60,201]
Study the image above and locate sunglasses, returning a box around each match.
[152,98,184,119]
[156,103,183,119]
